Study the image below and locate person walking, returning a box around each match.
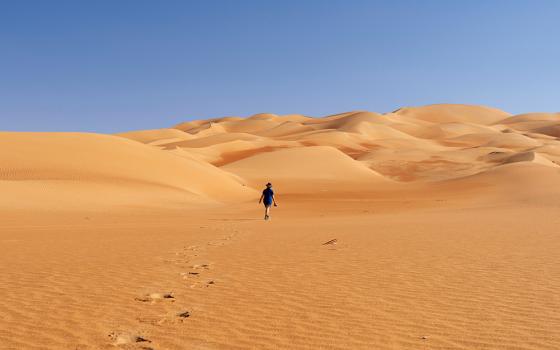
[259,182,277,220]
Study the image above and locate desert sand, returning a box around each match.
[1,104,560,349]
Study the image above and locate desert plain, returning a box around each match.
[1,104,559,349]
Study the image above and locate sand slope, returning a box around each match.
[222,146,390,192]
[0,132,255,211]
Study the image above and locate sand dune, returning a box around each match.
[2,104,560,349]
[222,146,389,191]
[392,103,510,124]
[119,104,556,184]
[0,132,255,211]
[116,128,196,147]
[5,104,559,205]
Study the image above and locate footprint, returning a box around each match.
[322,238,338,245]
[135,292,174,303]
[138,308,191,326]
[177,310,191,319]
[180,271,201,281]
[189,279,216,289]
[108,331,150,345]
[190,262,211,270]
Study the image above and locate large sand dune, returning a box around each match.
[222,146,390,191]
[0,132,255,211]
[2,104,560,349]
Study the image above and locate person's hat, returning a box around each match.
[266,182,272,187]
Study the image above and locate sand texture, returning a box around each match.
[1,104,560,349]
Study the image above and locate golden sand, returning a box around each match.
[1,104,559,349]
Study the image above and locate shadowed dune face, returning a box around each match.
[221,146,390,192]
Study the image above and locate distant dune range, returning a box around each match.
[120,104,560,189]
[120,104,560,199]
[3,104,559,209]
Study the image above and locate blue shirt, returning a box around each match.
[262,188,274,204]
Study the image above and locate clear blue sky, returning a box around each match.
[1,0,559,133]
